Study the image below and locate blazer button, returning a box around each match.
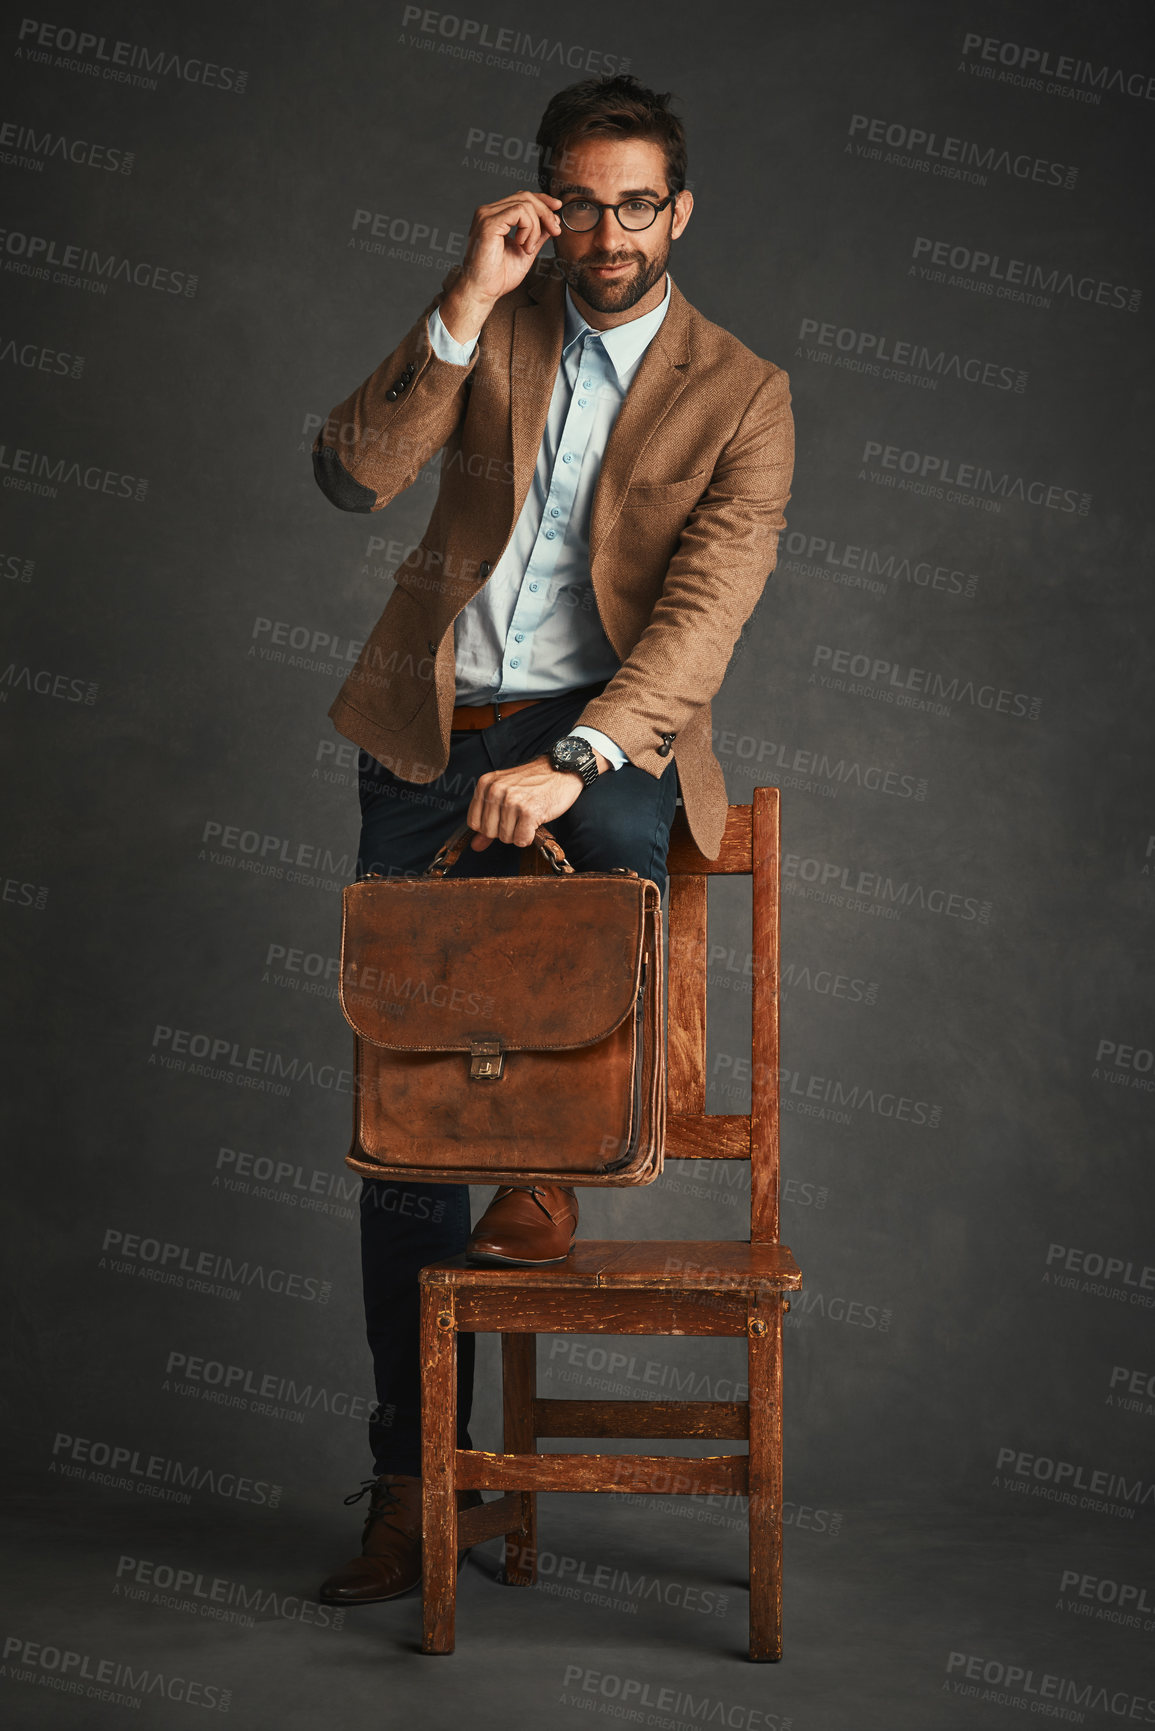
[479,561,492,579]
[427,639,437,655]
[385,389,398,402]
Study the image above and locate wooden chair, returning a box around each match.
[418,785,801,1659]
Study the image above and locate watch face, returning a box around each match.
[553,737,587,765]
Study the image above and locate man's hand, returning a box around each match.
[467,750,608,851]
[439,190,563,345]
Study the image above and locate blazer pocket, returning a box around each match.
[627,467,712,507]
[350,585,438,731]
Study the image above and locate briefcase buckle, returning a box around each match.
[469,1039,505,1081]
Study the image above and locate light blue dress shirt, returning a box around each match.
[426,275,673,770]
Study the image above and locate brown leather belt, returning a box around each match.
[451,696,545,730]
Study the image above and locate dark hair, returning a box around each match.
[536,73,687,196]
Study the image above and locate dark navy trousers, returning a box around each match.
[354,682,678,1475]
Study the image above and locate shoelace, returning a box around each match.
[343,1477,404,1539]
[493,1184,571,1221]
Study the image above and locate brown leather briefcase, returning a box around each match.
[338,823,665,1186]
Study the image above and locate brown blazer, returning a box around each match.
[312,263,794,859]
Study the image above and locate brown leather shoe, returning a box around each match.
[318,1473,482,1604]
[466,1184,578,1266]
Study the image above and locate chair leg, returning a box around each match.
[501,1331,538,1585]
[747,1297,784,1661]
[420,1287,458,1654]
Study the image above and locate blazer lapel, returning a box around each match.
[590,280,692,564]
[510,273,565,520]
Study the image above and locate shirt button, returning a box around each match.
[545,530,556,540]
[515,633,524,643]
[562,453,573,464]
[578,398,588,409]
[549,507,560,519]
[510,658,520,668]
[528,582,539,592]
[582,379,593,389]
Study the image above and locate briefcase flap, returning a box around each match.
[339,875,652,1052]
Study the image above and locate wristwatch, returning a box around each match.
[549,734,600,788]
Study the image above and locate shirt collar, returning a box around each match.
[561,274,672,383]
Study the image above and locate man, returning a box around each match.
[311,73,793,1605]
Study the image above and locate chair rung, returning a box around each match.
[665,1115,750,1159]
[532,1398,749,1439]
[454,1450,749,1495]
[455,1289,750,1334]
[456,1492,526,1547]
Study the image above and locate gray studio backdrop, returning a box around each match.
[2,1,1152,1727]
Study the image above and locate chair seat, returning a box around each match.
[421,1239,802,1293]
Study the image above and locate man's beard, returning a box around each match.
[557,233,670,313]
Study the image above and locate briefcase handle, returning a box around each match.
[425,821,575,878]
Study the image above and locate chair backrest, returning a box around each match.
[664,786,780,1247]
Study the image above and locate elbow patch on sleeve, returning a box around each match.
[312,443,377,512]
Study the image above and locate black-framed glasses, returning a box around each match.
[557,194,677,233]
